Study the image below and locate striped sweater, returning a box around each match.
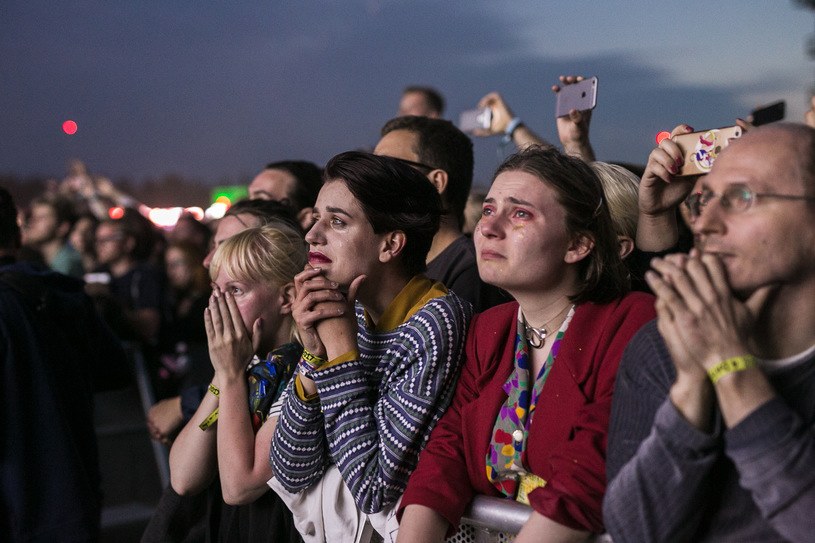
[270,286,471,515]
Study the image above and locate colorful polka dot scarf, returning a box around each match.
[485,307,574,501]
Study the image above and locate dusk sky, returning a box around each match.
[2,1,813,197]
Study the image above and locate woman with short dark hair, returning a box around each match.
[270,151,472,542]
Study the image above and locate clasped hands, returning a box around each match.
[291,266,364,362]
[645,250,773,381]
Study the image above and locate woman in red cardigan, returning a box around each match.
[397,147,655,542]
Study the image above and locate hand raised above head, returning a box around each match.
[639,124,698,218]
[551,75,594,160]
[474,92,515,137]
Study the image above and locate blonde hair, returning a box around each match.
[590,162,639,240]
[209,223,307,342]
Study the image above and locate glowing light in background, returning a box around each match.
[62,120,78,135]
[109,207,125,220]
[655,131,671,145]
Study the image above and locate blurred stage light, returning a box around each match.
[62,120,78,135]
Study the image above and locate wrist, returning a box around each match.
[707,355,757,384]
[502,117,522,144]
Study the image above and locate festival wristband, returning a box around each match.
[208,383,220,397]
[298,349,327,378]
[198,407,219,431]
[707,355,758,384]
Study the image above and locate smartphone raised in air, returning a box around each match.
[555,77,598,118]
[672,126,743,176]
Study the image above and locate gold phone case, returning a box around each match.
[672,126,743,176]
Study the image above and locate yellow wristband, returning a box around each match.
[301,349,327,366]
[707,355,758,384]
[208,383,220,396]
[198,407,219,431]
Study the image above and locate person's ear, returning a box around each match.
[296,208,314,232]
[278,282,296,315]
[617,235,635,260]
[378,231,407,263]
[564,233,594,264]
[426,169,449,197]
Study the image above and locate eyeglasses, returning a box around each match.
[391,156,437,174]
[684,184,815,220]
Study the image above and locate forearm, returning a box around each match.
[604,399,719,542]
[215,375,271,505]
[514,512,589,543]
[396,504,449,543]
[169,390,219,495]
[713,367,775,428]
[513,125,551,150]
[636,212,679,252]
[269,382,329,493]
[726,397,815,543]
[562,140,595,162]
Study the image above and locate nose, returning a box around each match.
[691,195,725,242]
[305,219,323,246]
[203,248,214,269]
[477,212,505,239]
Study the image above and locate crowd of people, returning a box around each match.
[2,81,815,543]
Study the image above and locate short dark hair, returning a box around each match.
[0,186,21,251]
[32,194,78,231]
[227,198,302,233]
[403,86,445,116]
[494,146,630,305]
[264,160,323,210]
[323,151,441,277]
[381,116,474,229]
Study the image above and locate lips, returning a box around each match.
[479,249,504,261]
[308,251,332,264]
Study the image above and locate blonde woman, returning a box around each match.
[168,223,306,542]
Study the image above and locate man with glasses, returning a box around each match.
[375,115,507,311]
[603,123,815,542]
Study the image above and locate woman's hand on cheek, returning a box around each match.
[204,287,255,381]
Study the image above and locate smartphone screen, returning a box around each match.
[555,77,598,118]
[750,100,785,126]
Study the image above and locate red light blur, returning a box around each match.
[655,131,671,145]
[109,207,125,220]
[62,120,78,135]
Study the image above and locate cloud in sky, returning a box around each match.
[1,1,812,192]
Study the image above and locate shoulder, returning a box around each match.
[412,289,473,326]
[573,292,655,333]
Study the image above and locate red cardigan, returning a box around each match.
[398,292,655,533]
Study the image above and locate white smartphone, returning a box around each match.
[459,108,492,133]
[555,77,598,118]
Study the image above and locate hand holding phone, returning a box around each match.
[555,76,598,118]
[671,126,743,176]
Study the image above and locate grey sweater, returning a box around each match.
[604,321,815,542]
